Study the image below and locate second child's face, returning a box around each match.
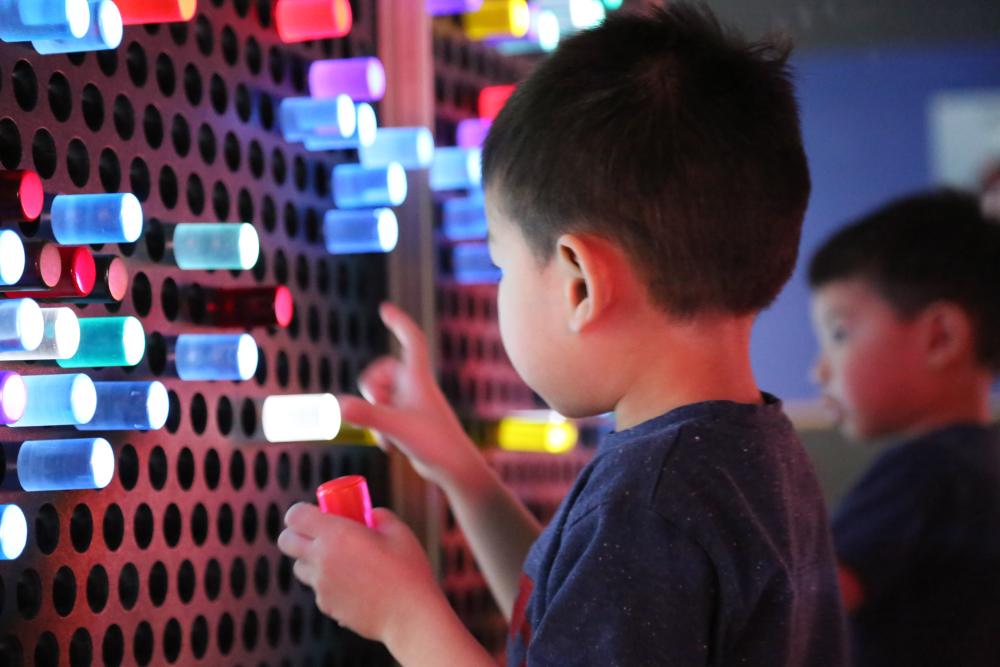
[810,279,926,440]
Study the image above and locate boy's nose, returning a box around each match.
[810,356,829,386]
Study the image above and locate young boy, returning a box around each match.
[808,189,1000,666]
[278,6,846,665]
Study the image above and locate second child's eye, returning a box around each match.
[830,326,848,343]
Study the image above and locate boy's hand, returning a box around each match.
[339,302,479,490]
[278,502,444,644]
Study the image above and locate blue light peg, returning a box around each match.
[13,373,96,427]
[175,333,259,381]
[332,162,407,209]
[78,381,168,431]
[0,505,27,560]
[279,95,356,143]
[0,298,44,353]
[452,242,501,284]
[0,228,25,285]
[442,193,488,241]
[323,208,398,255]
[16,437,114,491]
[50,193,143,244]
[302,102,377,151]
[0,0,90,42]
[32,0,122,54]
[430,147,482,192]
[359,127,435,170]
[172,223,260,270]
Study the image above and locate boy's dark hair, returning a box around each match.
[482,3,810,316]
[808,189,1000,371]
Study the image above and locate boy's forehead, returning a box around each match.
[812,277,888,316]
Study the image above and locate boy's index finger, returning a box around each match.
[379,302,428,367]
[284,502,325,537]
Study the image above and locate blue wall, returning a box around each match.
[752,43,1000,400]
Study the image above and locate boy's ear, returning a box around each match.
[917,301,976,370]
[554,233,615,333]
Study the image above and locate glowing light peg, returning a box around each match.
[201,285,294,329]
[478,85,515,121]
[275,0,351,43]
[455,119,491,149]
[0,371,27,425]
[451,242,500,284]
[303,102,377,151]
[32,0,122,54]
[308,57,385,102]
[359,127,435,170]
[463,0,530,40]
[0,0,90,42]
[602,0,622,9]
[332,163,407,209]
[0,307,81,361]
[0,505,27,560]
[279,95,356,143]
[0,169,44,221]
[78,381,168,431]
[0,299,44,353]
[426,0,484,16]
[3,245,96,300]
[113,0,197,25]
[50,193,143,244]
[430,147,482,192]
[495,8,560,54]
[323,208,398,255]
[442,194,488,241]
[77,254,129,304]
[0,229,25,286]
[171,223,260,270]
[262,393,341,443]
[57,316,145,368]
[539,0,604,30]
[316,475,373,527]
[3,241,61,292]
[13,373,97,427]
[16,437,114,491]
[497,411,579,454]
[175,333,259,381]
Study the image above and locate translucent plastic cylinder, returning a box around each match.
[0,229,25,285]
[79,381,168,431]
[427,0,484,16]
[50,193,143,244]
[275,0,351,43]
[0,0,90,42]
[478,84,515,120]
[114,0,196,24]
[359,127,435,169]
[463,0,530,41]
[538,0,604,30]
[13,373,96,427]
[455,118,491,149]
[280,95,356,142]
[442,194,488,241]
[0,505,27,560]
[32,0,123,53]
[302,103,376,151]
[16,437,114,491]
[0,307,80,361]
[262,393,342,442]
[172,223,260,270]
[0,371,27,425]
[5,241,61,292]
[0,299,43,353]
[332,163,408,209]
[323,208,398,255]
[308,57,386,102]
[0,169,44,221]
[497,411,579,453]
[201,286,294,329]
[452,242,501,284]
[430,147,482,192]
[175,333,259,381]
[316,475,373,527]
[57,316,145,368]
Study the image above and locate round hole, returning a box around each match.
[155,53,176,96]
[217,396,233,435]
[224,131,241,171]
[163,619,181,663]
[66,138,90,187]
[159,165,179,208]
[134,503,154,549]
[87,565,109,613]
[69,628,91,667]
[171,114,191,156]
[13,60,38,111]
[161,277,179,320]
[191,616,208,659]
[254,346,268,385]
[113,95,135,139]
[148,445,167,490]
[82,83,104,131]
[165,390,181,433]
[217,503,234,544]
[70,503,93,552]
[241,503,258,544]
[237,188,254,223]
[186,173,205,214]
[204,559,222,601]
[34,632,59,667]
[234,82,251,122]
[298,453,313,491]
[133,621,153,666]
[126,42,148,86]
[53,565,76,617]
[210,73,228,114]
[169,21,188,45]
[221,26,238,64]
[48,72,72,122]
[99,148,121,192]
[197,123,216,163]
[36,503,60,554]
[97,49,118,76]
[230,557,247,598]
[32,128,57,179]
[266,503,281,542]
[253,451,268,489]
[163,503,182,547]
[276,350,289,387]
[0,118,22,169]
[132,272,152,316]
[143,105,163,148]
[217,613,234,655]
[119,444,139,489]
[195,15,213,56]
[177,447,194,489]
[118,563,139,610]
[212,181,230,219]
[271,148,286,184]
[191,503,208,545]
[242,610,259,651]
[297,354,311,389]
[229,451,245,490]
[183,63,203,106]
[190,393,208,434]
[149,561,168,606]
[277,452,291,490]
[204,449,221,489]
[104,504,124,551]
[130,157,151,201]
[102,625,124,667]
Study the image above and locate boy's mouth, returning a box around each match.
[820,393,846,425]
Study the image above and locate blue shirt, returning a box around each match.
[507,395,847,666]
[833,424,1000,667]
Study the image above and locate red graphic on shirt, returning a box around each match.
[510,572,535,666]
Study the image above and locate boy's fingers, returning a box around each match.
[277,529,313,559]
[339,395,409,441]
[284,502,326,538]
[293,559,316,587]
[379,302,429,368]
[357,357,400,405]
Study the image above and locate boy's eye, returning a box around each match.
[829,326,848,343]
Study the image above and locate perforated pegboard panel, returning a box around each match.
[0,1,395,665]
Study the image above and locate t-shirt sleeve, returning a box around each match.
[832,446,929,605]
[526,502,717,666]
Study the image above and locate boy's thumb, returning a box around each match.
[338,395,407,441]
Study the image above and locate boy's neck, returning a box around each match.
[895,374,994,441]
[613,313,762,431]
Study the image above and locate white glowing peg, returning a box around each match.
[0,307,80,361]
[262,393,342,442]
[0,505,27,560]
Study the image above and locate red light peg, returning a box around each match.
[114,0,197,25]
[275,0,352,43]
[74,255,129,304]
[478,84,516,121]
[316,475,373,527]
[0,241,61,292]
[3,246,95,300]
[200,285,294,329]
[0,170,43,222]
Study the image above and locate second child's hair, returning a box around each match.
[482,3,810,316]
[809,189,1000,371]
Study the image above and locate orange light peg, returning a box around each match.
[462,0,530,41]
[114,0,197,25]
[478,84,516,121]
[275,0,352,43]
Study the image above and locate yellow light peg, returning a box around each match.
[462,0,530,41]
[497,411,579,454]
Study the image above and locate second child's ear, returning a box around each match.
[918,301,975,370]
[554,234,616,333]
